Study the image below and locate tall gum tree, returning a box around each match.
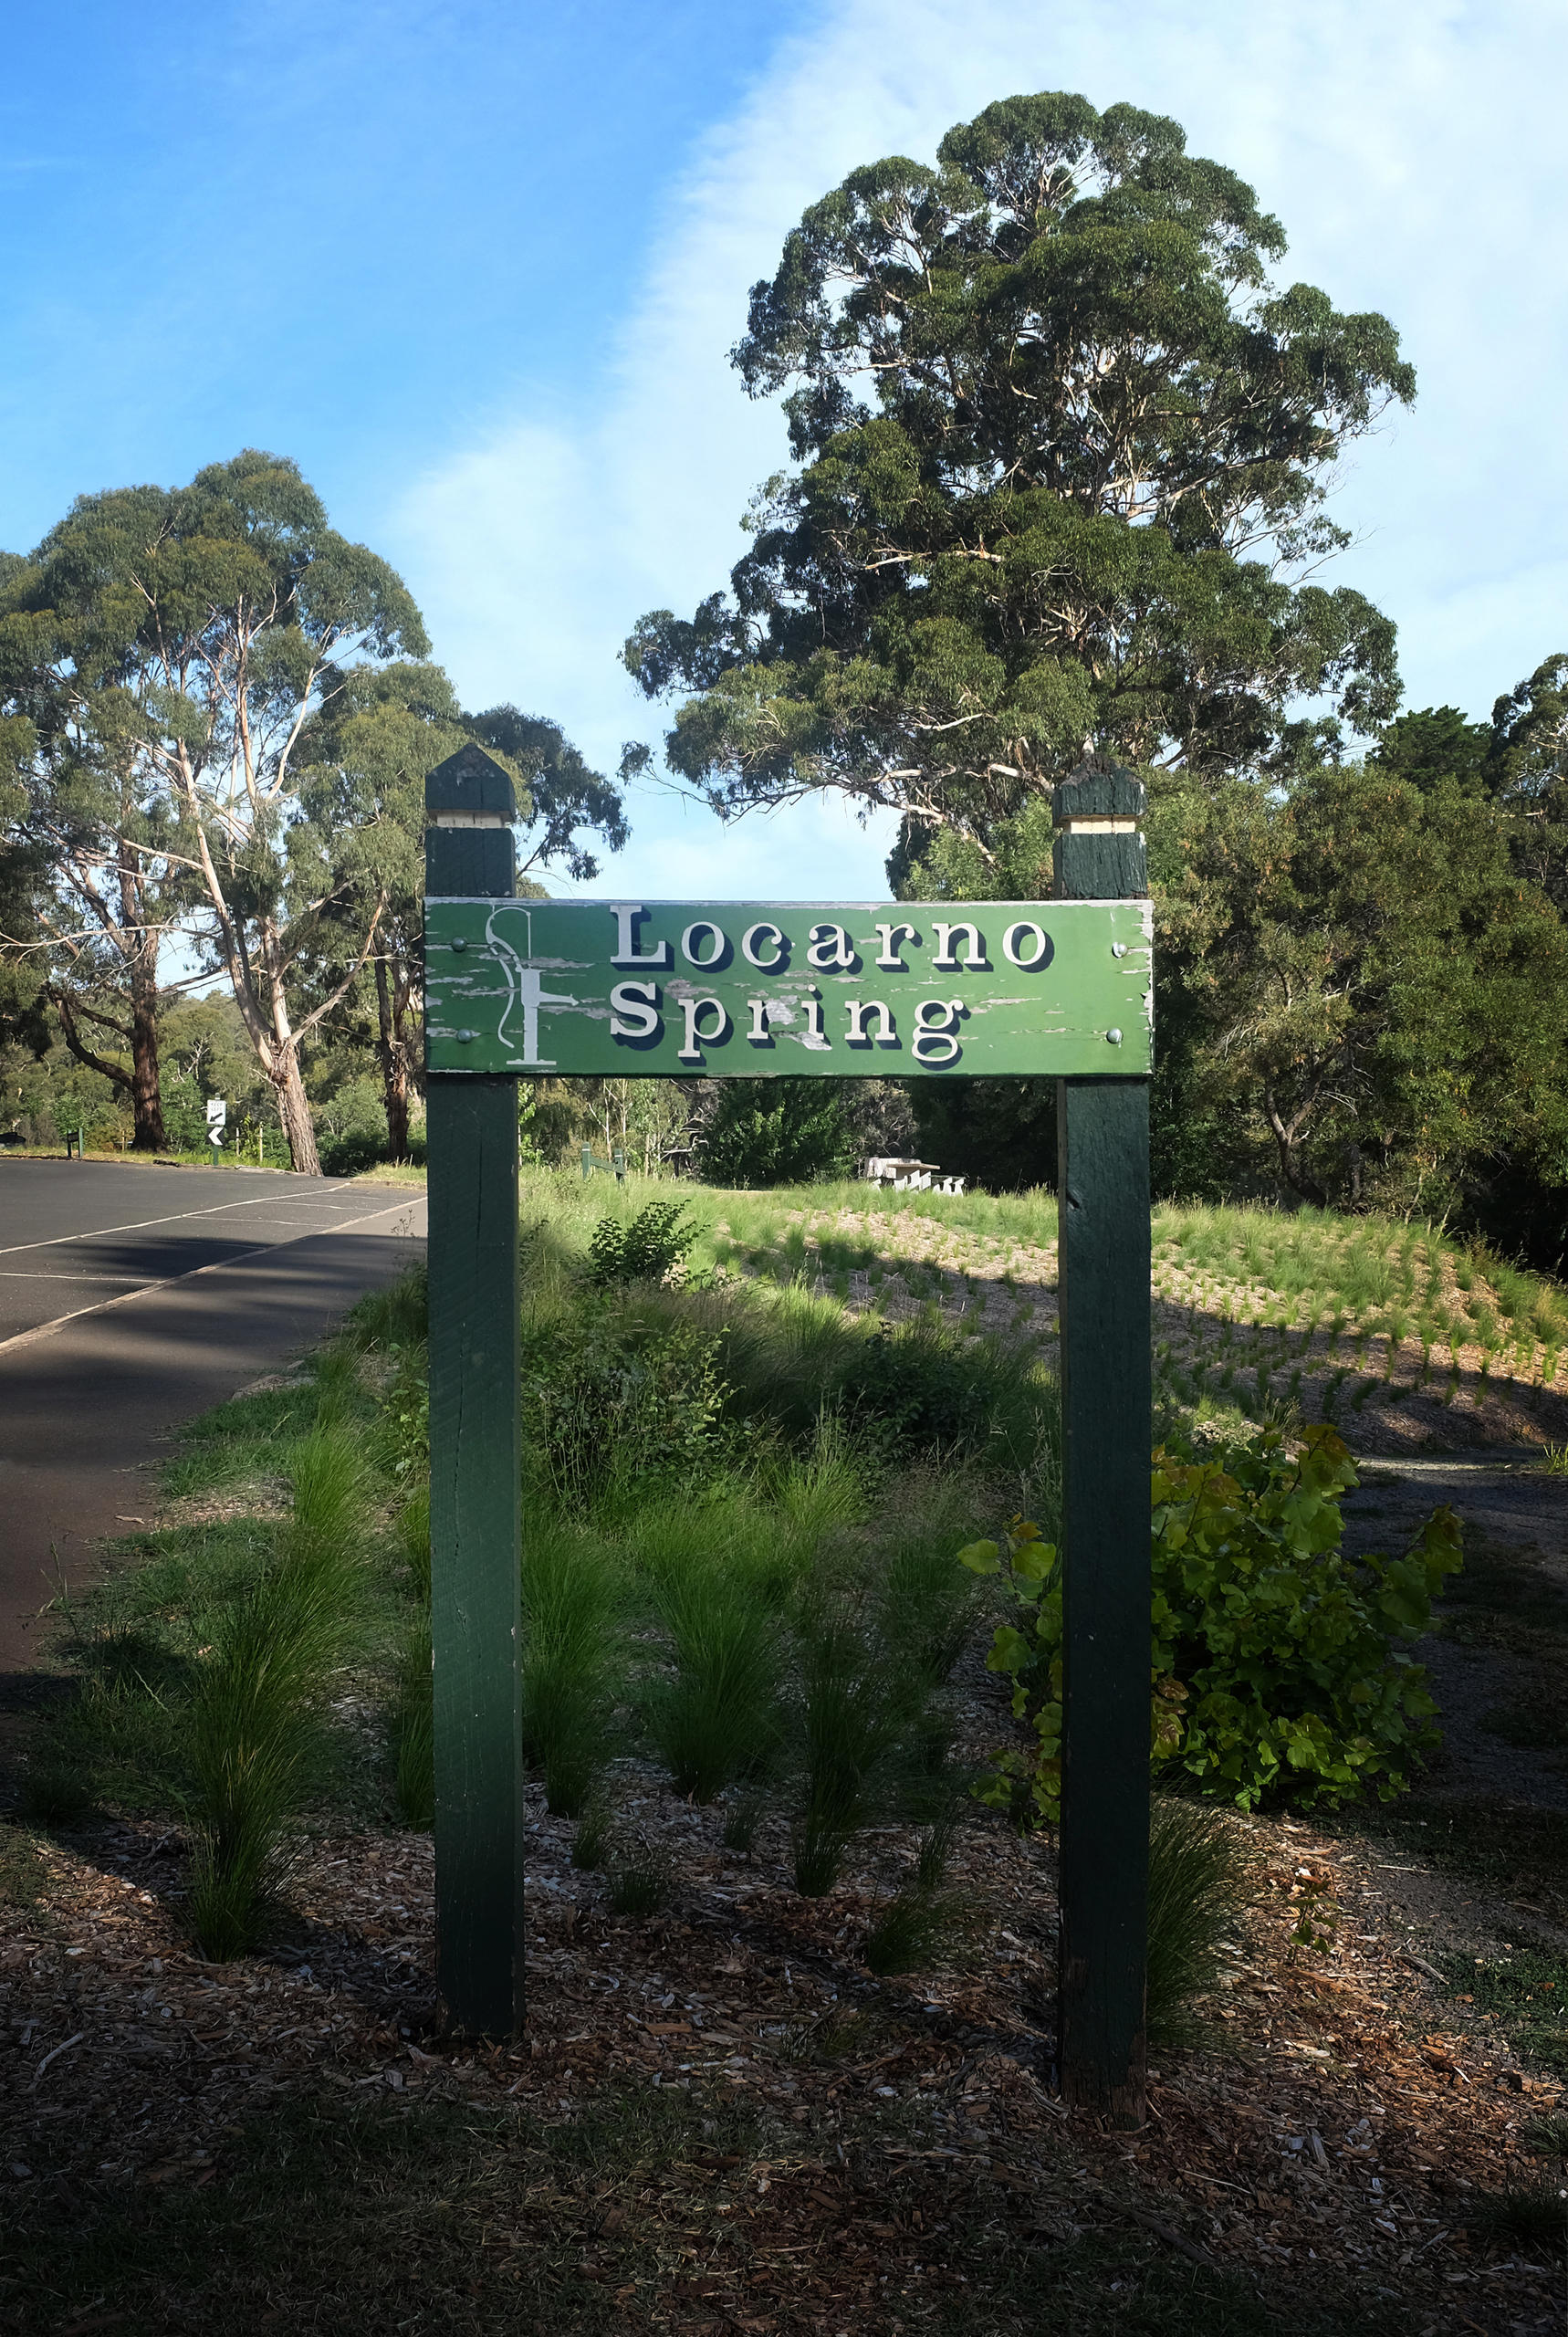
[4,452,430,1174]
[0,502,182,1148]
[298,671,626,1160]
[623,91,1416,869]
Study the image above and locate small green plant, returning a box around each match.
[784,1588,946,1896]
[1466,2184,1568,2252]
[640,1538,784,1801]
[721,1789,766,1855]
[0,1825,47,1905]
[570,1801,614,1871]
[607,1852,672,1916]
[1523,2113,1568,2155]
[965,1425,1464,1825]
[586,1200,699,1288]
[398,1485,432,1600]
[185,1424,369,1957]
[1542,1445,1568,1479]
[16,1760,94,1828]
[520,1523,619,1817]
[863,1885,963,1975]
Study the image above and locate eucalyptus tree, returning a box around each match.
[0,507,183,1146]
[2,452,430,1173]
[624,91,1416,874]
[298,673,626,1159]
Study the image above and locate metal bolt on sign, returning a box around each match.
[423,741,1153,2119]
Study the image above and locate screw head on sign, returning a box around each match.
[1106,1029,1123,1045]
[452,938,468,952]
[456,1030,476,1043]
[1112,942,1127,957]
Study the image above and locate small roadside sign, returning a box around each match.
[206,1099,227,1148]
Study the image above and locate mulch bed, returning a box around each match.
[3,1780,1564,2332]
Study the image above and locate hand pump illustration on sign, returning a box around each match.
[423,741,1154,2128]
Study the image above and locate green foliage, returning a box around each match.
[1465,2185,1568,2253]
[862,1883,963,1975]
[1447,1942,1568,2074]
[1145,1800,1255,2048]
[641,1565,783,1803]
[522,1302,727,1507]
[1151,762,1568,1218]
[606,1853,672,1917]
[585,1200,699,1287]
[185,1425,369,1956]
[696,1079,858,1188]
[787,1598,940,1896]
[627,93,1411,850]
[967,1424,1463,1823]
[519,1522,620,1817]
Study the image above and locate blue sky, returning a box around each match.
[4,0,1564,898]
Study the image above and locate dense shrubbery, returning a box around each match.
[696,1080,858,1188]
[965,1422,1464,1823]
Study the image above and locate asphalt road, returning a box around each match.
[0,1160,427,1678]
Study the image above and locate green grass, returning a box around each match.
[1145,1800,1256,2049]
[1444,1941,1568,2073]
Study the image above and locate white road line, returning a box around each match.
[0,1270,147,1281]
[0,1189,377,1262]
[0,1199,424,1359]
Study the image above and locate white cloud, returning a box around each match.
[390,0,1568,893]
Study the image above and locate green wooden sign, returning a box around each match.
[423,742,1153,2128]
[423,897,1152,1078]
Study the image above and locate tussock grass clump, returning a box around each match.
[863,1885,964,1975]
[570,1802,614,1871]
[642,1566,783,1803]
[1145,1799,1255,2049]
[520,1521,620,1817]
[787,1598,937,1897]
[607,1852,672,1917]
[346,1262,429,1349]
[1466,2184,1568,2252]
[186,1425,369,1958]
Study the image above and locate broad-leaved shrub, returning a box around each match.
[963,1424,1462,1821]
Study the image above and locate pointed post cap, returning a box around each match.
[1054,758,1145,824]
[425,742,517,820]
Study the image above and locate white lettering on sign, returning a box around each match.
[742,921,786,969]
[746,997,772,1043]
[874,920,919,969]
[932,921,988,969]
[1003,920,1051,968]
[802,991,828,1046]
[845,1000,896,1046]
[678,996,730,1063]
[681,920,728,968]
[807,921,856,970]
[913,1000,967,1064]
[610,980,660,1039]
[611,904,671,968]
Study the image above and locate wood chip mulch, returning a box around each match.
[3,1781,1564,2332]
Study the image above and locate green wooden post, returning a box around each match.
[425,743,525,2038]
[1053,761,1152,2122]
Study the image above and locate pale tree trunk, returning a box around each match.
[374,957,412,1161]
[120,850,166,1152]
[274,1044,321,1176]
